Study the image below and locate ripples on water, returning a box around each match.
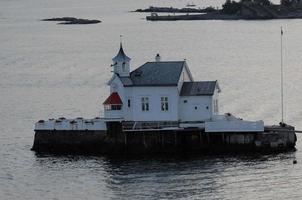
[1,0,302,199]
[4,152,298,200]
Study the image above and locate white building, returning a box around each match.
[34,43,264,134]
[103,44,221,123]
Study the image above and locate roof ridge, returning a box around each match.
[184,80,216,83]
[146,61,185,63]
[130,61,185,73]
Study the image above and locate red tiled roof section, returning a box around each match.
[103,92,123,105]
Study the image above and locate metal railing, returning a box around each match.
[122,121,179,131]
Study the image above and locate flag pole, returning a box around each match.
[280,27,284,124]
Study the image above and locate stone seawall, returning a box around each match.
[32,130,107,154]
[32,127,296,155]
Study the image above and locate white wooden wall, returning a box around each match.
[179,96,213,122]
[127,86,179,121]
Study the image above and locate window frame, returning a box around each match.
[160,97,169,111]
[122,62,126,72]
[111,104,122,110]
[104,104,122,111]
[128,99,131,108]
[141,97,149,111]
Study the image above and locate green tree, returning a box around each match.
[222,0,241,14]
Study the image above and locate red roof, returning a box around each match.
[103,92,123,105]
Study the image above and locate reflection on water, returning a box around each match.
[27,152,298,199]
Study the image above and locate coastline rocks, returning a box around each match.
[42,17,101,25]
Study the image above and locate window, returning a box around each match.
[161,97,169,111]
[128,99,131,108]
[141,97,149,111]
[214,99,219,113]
[104,105,111,110]
[111,105,122,110]
[104,105,122,110]
[122,62,126,71]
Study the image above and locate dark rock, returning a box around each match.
[134,6,217,13]
[42,17,101,25]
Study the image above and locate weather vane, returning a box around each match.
[120,35,123,44]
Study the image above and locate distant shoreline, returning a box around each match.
[137,0,302,21]
[146,12,302,21]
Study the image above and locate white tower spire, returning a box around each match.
[111,37,131,77]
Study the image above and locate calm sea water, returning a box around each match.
[1,0,302,199]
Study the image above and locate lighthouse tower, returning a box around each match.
[111,43,131,77]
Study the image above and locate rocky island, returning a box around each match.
[42,17,101,24]
[145,0,302,21]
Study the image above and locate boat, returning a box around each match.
[186,2,196,7]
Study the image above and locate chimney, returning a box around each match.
[155,53,161,62]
